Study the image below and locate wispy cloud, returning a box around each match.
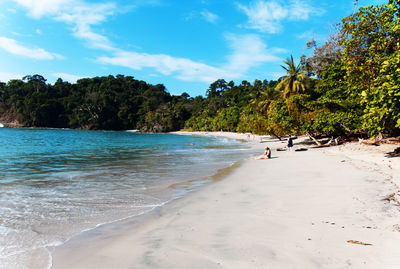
[0,36,64,60]
[10,1,285,84]
[185,9,219,24]
[200,10,219,23]
[12,0,117,50]
[296,30,316,39]
[0,72,22,83]
[98,51,225,83]
[98,34,283,83]
[237,0,324,34]
[237,1,287,33]
[53,72,85,83]
[224,33,281,75]
[269,71,285,80]
[13,0,71,18]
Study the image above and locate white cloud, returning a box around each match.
[269,71,285,79]
[296,30,315,39]
[237,1,287,33]
[10,1,285,84]
[237,0,323,34]
[0,36,64,60]
[200,10,219,23]
[12,0,71,18]
[224,33,281,74]
[0,72,22,83]
[98,51,227,83]
[98,34,283,83]
[12,0,117,50]
[53,72,84,83]
[185,9,219,24]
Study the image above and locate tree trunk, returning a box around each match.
[307,133,323,146]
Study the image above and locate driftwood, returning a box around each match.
[307,134,342,148]
[361,139,398,146]
[308,134,323,146]
[388,137,400,143]
[347,240,373,246]
[385,147,400,158]
[360,139,380,146]
[359,133,400,146]
[295,148,308,152]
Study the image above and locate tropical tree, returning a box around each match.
[275,55,310,98]
[341,0,400,136]
[250,80,279,114]
[305,30,343,77]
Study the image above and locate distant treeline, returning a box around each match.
[0,1,399,137]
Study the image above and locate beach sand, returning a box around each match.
[50,133,400,269]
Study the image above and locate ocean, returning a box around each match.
[0,128,255,269]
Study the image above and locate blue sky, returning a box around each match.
[0,0,387,96]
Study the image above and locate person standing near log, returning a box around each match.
[287,136,293,151]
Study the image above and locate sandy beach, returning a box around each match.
[50,133,400,269]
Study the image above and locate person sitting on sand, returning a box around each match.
[255,146,271,160]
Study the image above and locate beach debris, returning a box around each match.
[295,148,308,152]
[360,139,380,146]
[360,135,400,146]
[308,134,342,147]
[276,147,287,151]
[362,226,377,229]
[382,192,397,202]
[347,240,373,246]
[385,147,400,157]
[382,192,400,206]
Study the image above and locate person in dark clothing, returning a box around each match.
[287,136,293,151]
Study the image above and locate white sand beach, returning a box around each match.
[50,133,400,269]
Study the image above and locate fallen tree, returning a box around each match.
[307,133,342,147]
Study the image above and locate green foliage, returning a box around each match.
[266,99,295,136]
[341,1,400,136]
[308,111,361,135]
[236,106,269,134]
[2,0,399,139]
[185,79,281,134]
[0,75,189,131]
[303,61,363,136]
[275,55,312,98]
[213,107,240,132]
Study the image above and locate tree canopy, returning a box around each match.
[0,1,399,138]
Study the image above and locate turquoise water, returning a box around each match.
[0,128,253,269]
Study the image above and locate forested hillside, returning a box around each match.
[0,1,399,137]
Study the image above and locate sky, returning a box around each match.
[0,0,388,96]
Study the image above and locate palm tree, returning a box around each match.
[276,55,310,98]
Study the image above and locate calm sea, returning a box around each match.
[0,128,254,269]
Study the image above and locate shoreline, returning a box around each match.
[50,133,400,269]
